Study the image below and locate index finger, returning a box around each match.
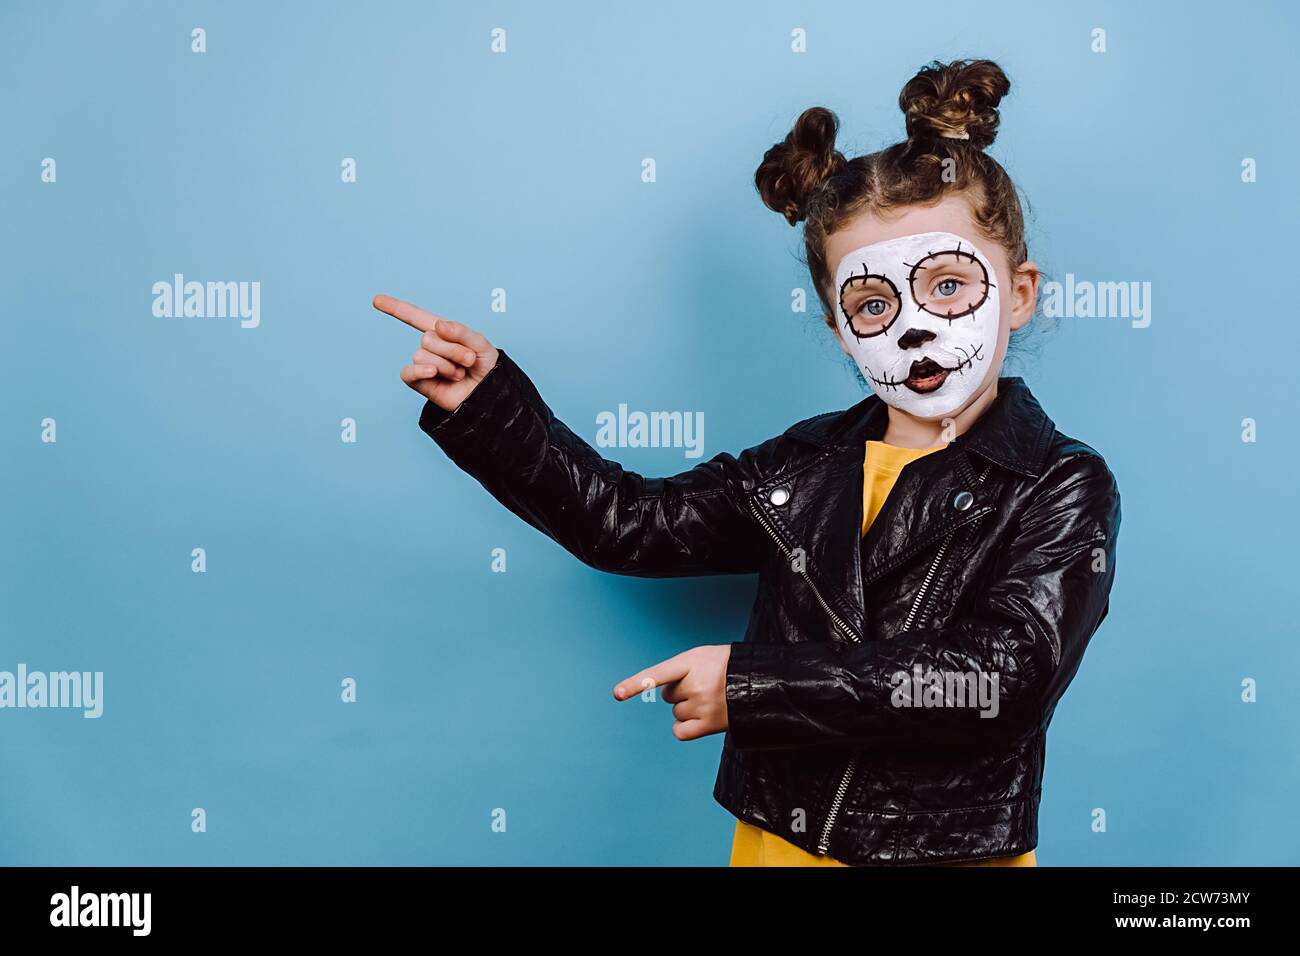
[372,294,442,334]
[614,656,690,700]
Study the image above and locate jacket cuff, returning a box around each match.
[725,641,757,746]
[417,348,520,451]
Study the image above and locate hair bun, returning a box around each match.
[754,106,848,226]
[899,59,1010,150]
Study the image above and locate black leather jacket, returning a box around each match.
[418,349,1121,866]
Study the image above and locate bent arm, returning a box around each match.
[419,349,776,577]
[725,455,1121,750]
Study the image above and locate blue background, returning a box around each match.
[2,0,1296,865]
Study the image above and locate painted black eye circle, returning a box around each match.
[906,244,994,320]
[838,269,901,339]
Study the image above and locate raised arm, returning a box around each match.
[376,295,778,577]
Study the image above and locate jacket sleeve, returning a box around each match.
[418,348,776,577]
[724,453,1121,751]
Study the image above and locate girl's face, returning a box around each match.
[822,194,1038,423]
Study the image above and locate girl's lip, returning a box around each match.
[905,360,950,394]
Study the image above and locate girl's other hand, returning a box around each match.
[373,294,500,412]
[613,646,732,741]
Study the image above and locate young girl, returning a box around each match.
[375,59,1121,867]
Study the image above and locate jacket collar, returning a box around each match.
[787,377,1056,480]
[756,377,1057,641]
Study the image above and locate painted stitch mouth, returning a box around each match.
[864,344,985,393]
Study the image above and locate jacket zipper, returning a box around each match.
[800,460,993,858]
[807,526,960,854]
[747,498,861,645]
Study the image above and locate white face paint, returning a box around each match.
[831,230,1000,419]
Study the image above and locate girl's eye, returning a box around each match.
[934,278,961,297]
[860,299,889,317]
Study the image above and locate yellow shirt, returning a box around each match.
[730,440,1036,867]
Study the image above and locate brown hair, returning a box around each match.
[755,59,1029,332]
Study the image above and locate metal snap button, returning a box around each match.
[952,490,974,511]
[769,486,791,506]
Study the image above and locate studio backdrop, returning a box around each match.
[2,0,1296,865]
